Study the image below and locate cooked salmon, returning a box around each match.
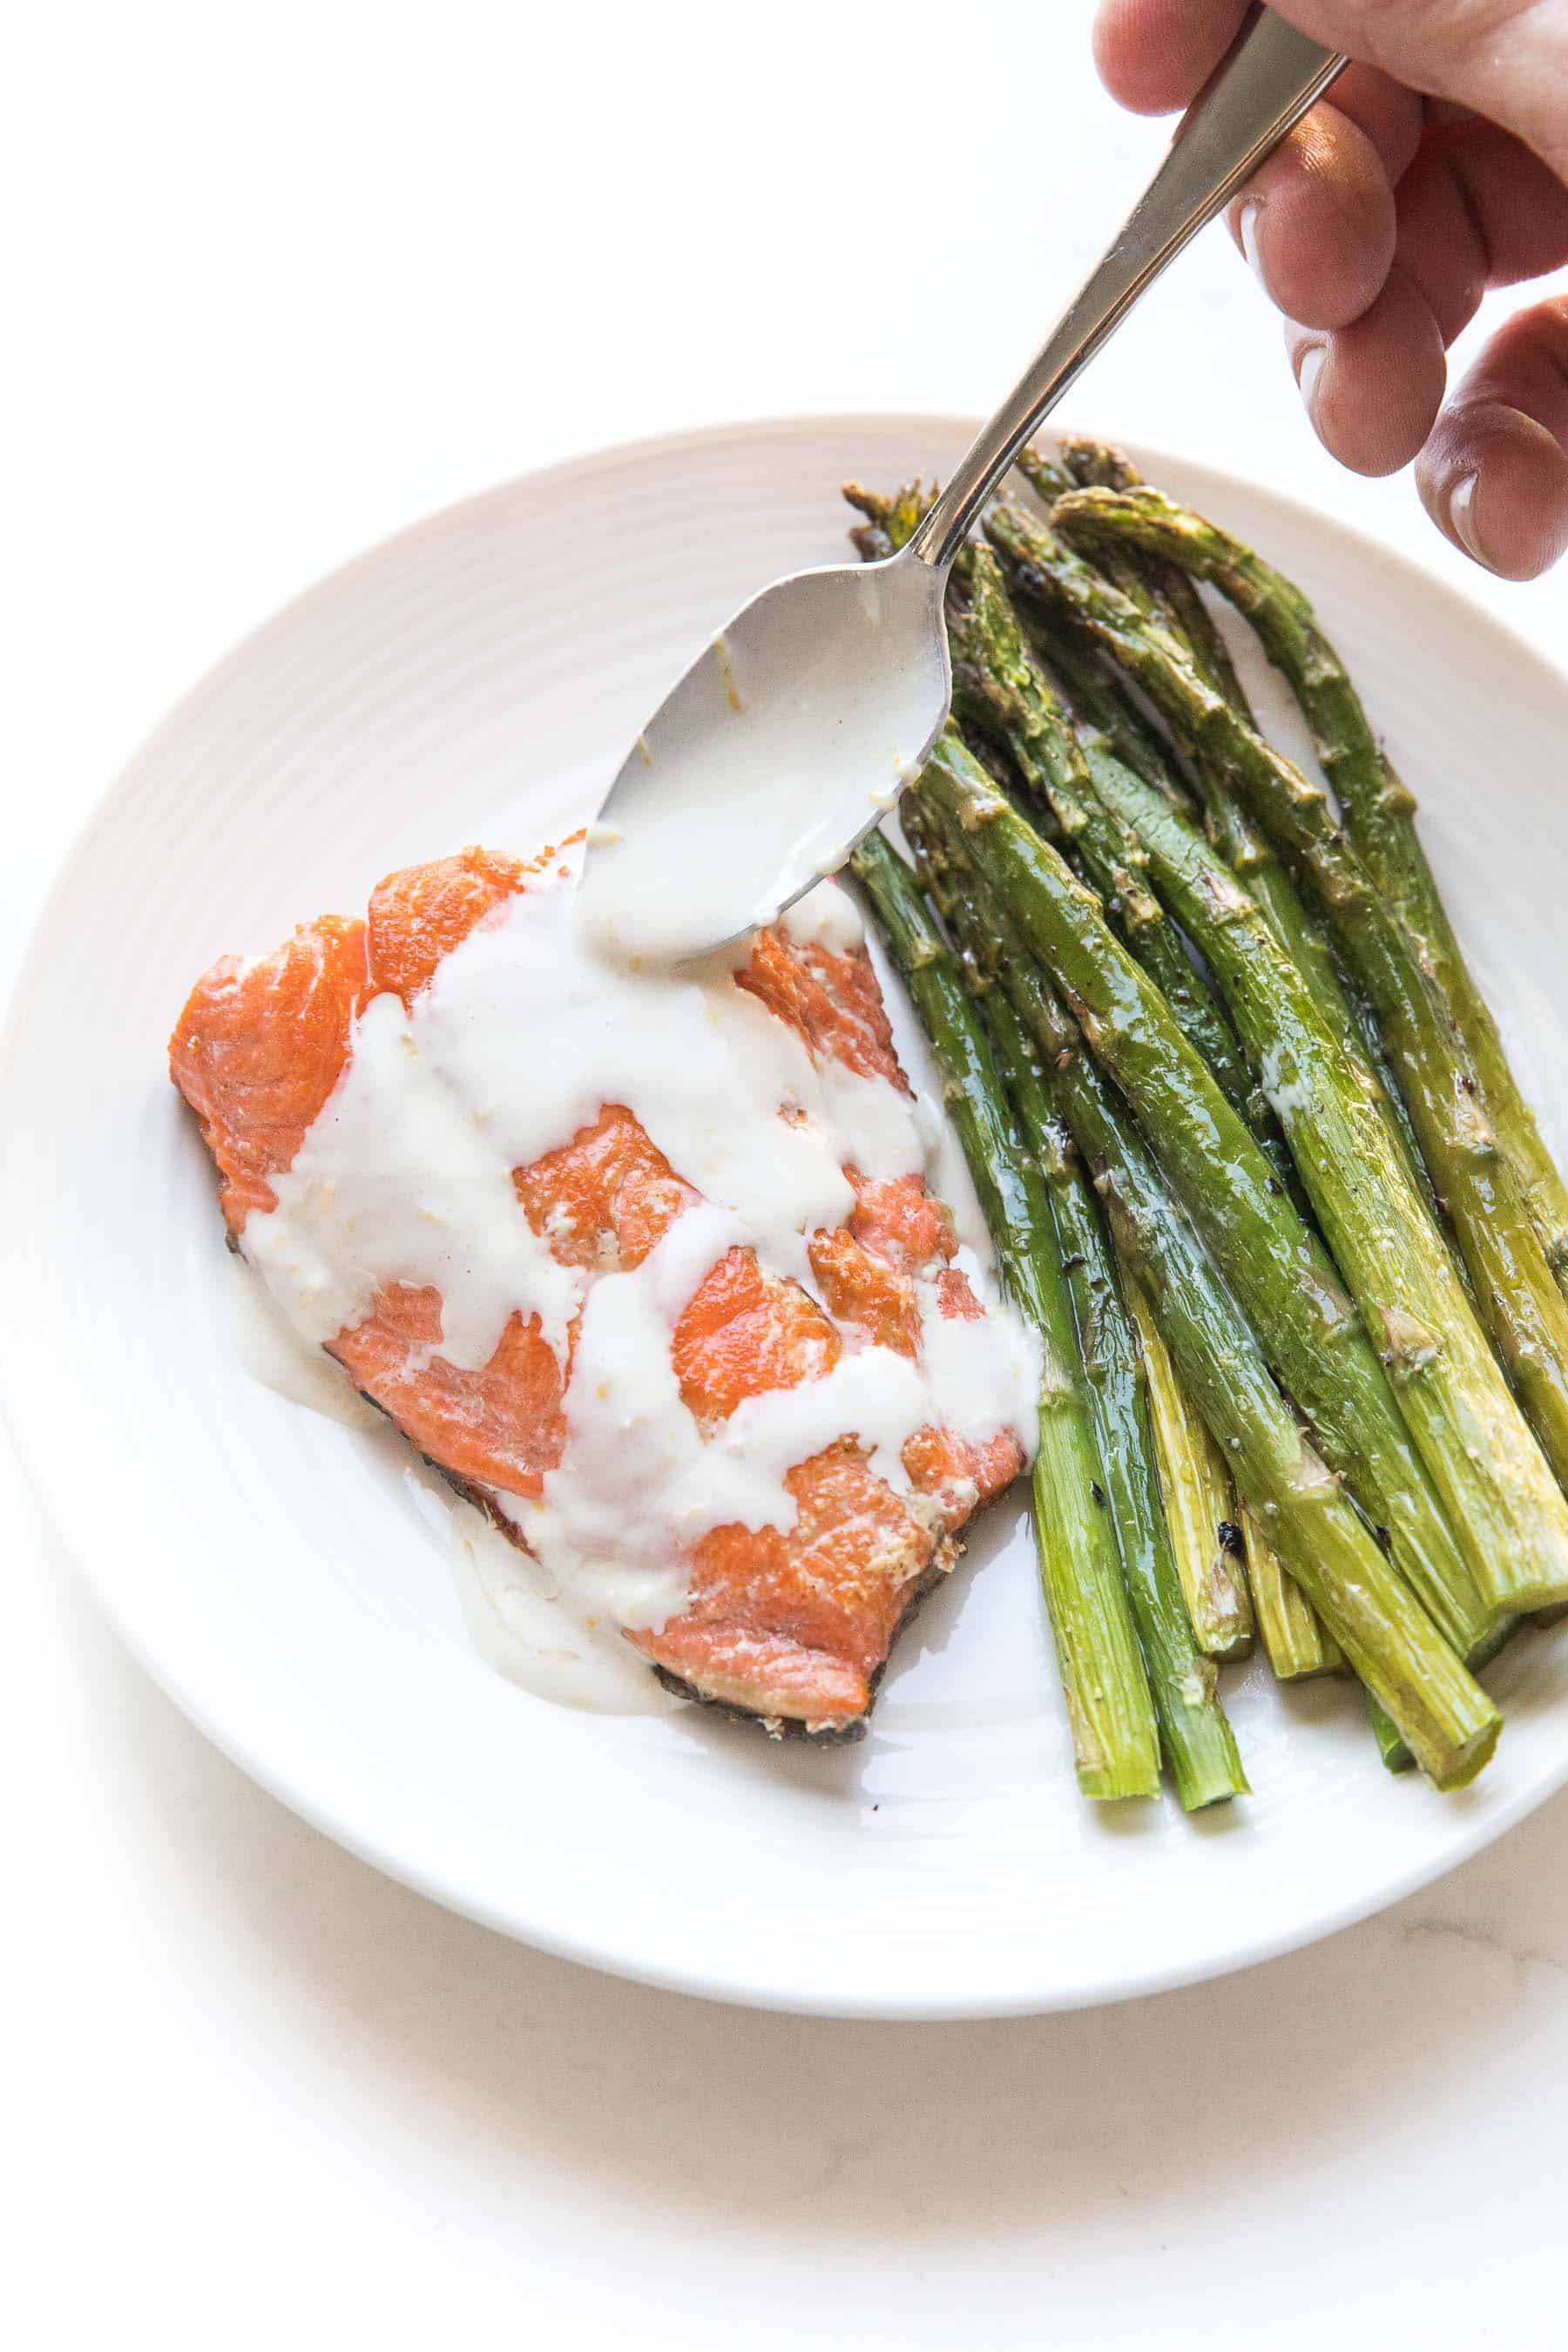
[170,841,1030,1734]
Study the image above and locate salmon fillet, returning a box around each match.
[170,841,1029,1734]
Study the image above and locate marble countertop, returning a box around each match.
[9,4,1568,2342]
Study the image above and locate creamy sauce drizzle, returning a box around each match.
[234,848,1038,1685]
[448,1499,682,1715]
[225,1249,382,1431]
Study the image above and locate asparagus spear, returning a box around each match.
[990,844,1338,1687]
[999,504,1463,1250]
[907,781,1257,1673]
[1027,440,1260,820]
[1021,595,1195,808]
[849,828,1159,1800]
[908,754,1499,1787]
[981,978,1249,1807]
[912,784,1267,1675]
[847,481,1254,1131]
[1055,478,1568,1288]
[1063,667,1465,1283]
[1060,710,1551,1590]
[846,482,1283,1179]
[1027,441,1242,712]
[1015,484,1450,1230]
[1121,1277,1254,1659]
[1242,1504,1345,1680]
[1040,465,1474,1261]
[1046,571,1474,1298]
[1369,1580,1530,1770]
[953,547,1293,1176]
[1047,439,1429,1186]
[1051,440,1255,716]
[917,732,1512,1635]
[992,596,1346,1686]
[918,791,1364,1693]
[1368,1693,1416,1774]
[1009,523,1350,1680]
[1011,705,1568,1628]
[990,500,1568,1535]
[904,791,1250,1799]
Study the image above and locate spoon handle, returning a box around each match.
[908,7,1346,571]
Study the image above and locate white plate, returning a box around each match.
[6,413,1568,2020]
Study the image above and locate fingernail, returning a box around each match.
[1449,471,1490,566]
[1239,201,1265,283]
[1295,342,1327,423]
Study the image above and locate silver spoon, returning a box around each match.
[578,7,1345,966]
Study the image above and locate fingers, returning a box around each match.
[1287,267,1448,476]
[1423,120,1568,287]
[1322,63,1425,186]
[1394,133,1495,347]
[1091,3,1568,570]
[1416,300,1568,579]
[1270,4,1568,180]
[1227,103,1396,331]
[1229,102,1568,349]
[1221,98,1568,508]
[1092,0,1248,115]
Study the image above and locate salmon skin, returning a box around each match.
[171,841,1029,1736]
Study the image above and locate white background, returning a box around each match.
[7,4,1568,2344]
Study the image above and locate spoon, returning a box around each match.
[578,7,1345,966]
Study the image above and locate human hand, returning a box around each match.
[1095,1,1568,577]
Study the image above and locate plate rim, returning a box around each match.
[6,408,1568,2020]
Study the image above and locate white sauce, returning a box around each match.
[448,1498,681,1716]
[915,1247,1037,1451]
[225,1248,382,1431]
[574,554,948,964]
[247,988,579,1365]
[914,1087,994,1267]
[222,1286,683,1715]
[1259,1037,1315,1125]
[778,883,868,958]
[236,844,1039,1683]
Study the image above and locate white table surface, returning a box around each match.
[8,5,1568,2343]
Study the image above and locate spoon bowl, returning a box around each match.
[576,549,950,964]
